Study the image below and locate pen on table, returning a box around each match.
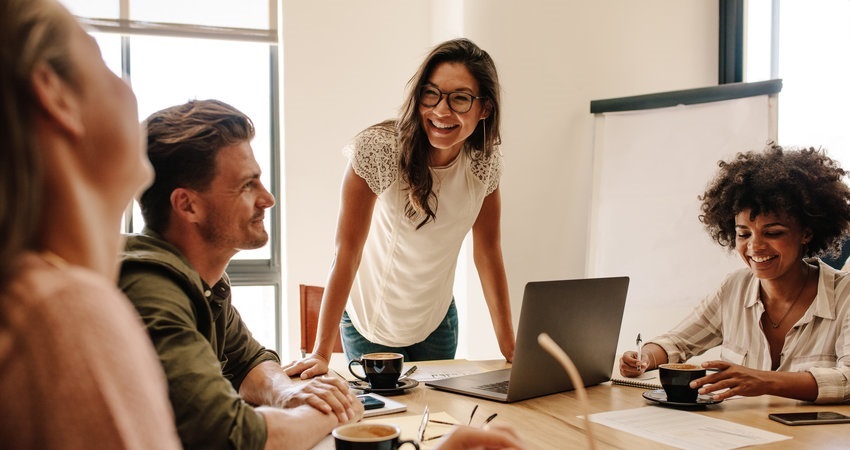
[428,413,499,431]
[428,419,457,426]
[636,333,643,371]
[402,365,417,379]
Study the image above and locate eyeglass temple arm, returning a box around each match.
[538,333,597,450]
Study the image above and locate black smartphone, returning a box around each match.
[768,411,850,426]
[358,394,385,410]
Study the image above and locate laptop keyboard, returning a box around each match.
[475,380,509,394]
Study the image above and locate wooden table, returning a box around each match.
[316,358,850,449]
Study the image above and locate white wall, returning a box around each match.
[590,96,776,367]
[280,0,718,362]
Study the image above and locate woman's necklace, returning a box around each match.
[763,264,810,328]
[39,251,68,268]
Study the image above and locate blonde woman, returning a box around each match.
[0,0,180,447]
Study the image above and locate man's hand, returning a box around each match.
[282,354,329,379]
[276,376,361,423]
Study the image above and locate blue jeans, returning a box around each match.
[340,300,458,362]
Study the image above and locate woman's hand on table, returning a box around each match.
[282,353,330,379]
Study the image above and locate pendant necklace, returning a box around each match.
[764,264,809,329]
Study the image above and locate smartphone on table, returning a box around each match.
[358,394,385,410]
[768,411,850,426]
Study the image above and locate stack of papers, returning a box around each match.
[589,407,790,450]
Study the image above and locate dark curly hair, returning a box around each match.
[699,143,850,258]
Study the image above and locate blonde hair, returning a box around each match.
[0,0,75,281]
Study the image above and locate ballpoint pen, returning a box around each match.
[402,365,417,379]
[636,333,643,371]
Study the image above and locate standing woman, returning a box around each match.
[286,38,515,377]
[0,0,181,447]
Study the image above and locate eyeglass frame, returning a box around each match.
[418,85,486,114]
[419,403,496,442]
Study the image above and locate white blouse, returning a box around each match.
[650,259,850,403]
[342,124,502,346]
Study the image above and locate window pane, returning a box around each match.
[131,0,271,30]
[744,0,772,82]
[59,0,118,19]
[129,35,274,260]
[777,0,850,161]
[91,33,123,80]
[232,285,278,353]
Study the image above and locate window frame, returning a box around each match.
[76,2,284,353]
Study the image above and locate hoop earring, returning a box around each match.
[481,119,486,151]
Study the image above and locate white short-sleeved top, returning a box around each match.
[342,124,502,346]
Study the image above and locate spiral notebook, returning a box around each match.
[610,370,662,389]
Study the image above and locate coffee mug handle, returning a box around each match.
[396,439,420,450]
[348,359,369,382]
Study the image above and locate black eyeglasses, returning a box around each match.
[419,85,484,113]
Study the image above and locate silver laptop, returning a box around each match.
[426,277,629,402]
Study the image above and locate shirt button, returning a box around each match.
[204,290,212,297]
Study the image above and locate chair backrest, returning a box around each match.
[299,284,343,355]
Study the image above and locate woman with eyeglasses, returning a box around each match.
[286,38,515,378]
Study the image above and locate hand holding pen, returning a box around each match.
[617,333,648,377]
[636,333,644,372]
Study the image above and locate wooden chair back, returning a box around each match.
[299,284,343,355]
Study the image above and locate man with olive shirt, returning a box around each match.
[119,99,362,450]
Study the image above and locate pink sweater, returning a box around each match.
[0,252,181,449]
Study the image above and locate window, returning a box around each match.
[60,0,283,353]
[742,0,850,163]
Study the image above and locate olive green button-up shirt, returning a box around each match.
[120,229,279,450]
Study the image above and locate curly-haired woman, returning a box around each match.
[619,144,850,404]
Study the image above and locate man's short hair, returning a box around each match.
[140,99,255,233]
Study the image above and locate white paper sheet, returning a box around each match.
[589,407,790,450]
[407,360,490,382]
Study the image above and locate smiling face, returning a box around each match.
[735,209,812,281]
[194,141,275,254]
[418,62,489,159]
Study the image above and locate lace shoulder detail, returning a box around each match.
[469,147,503,195]
[342,124,399,195]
